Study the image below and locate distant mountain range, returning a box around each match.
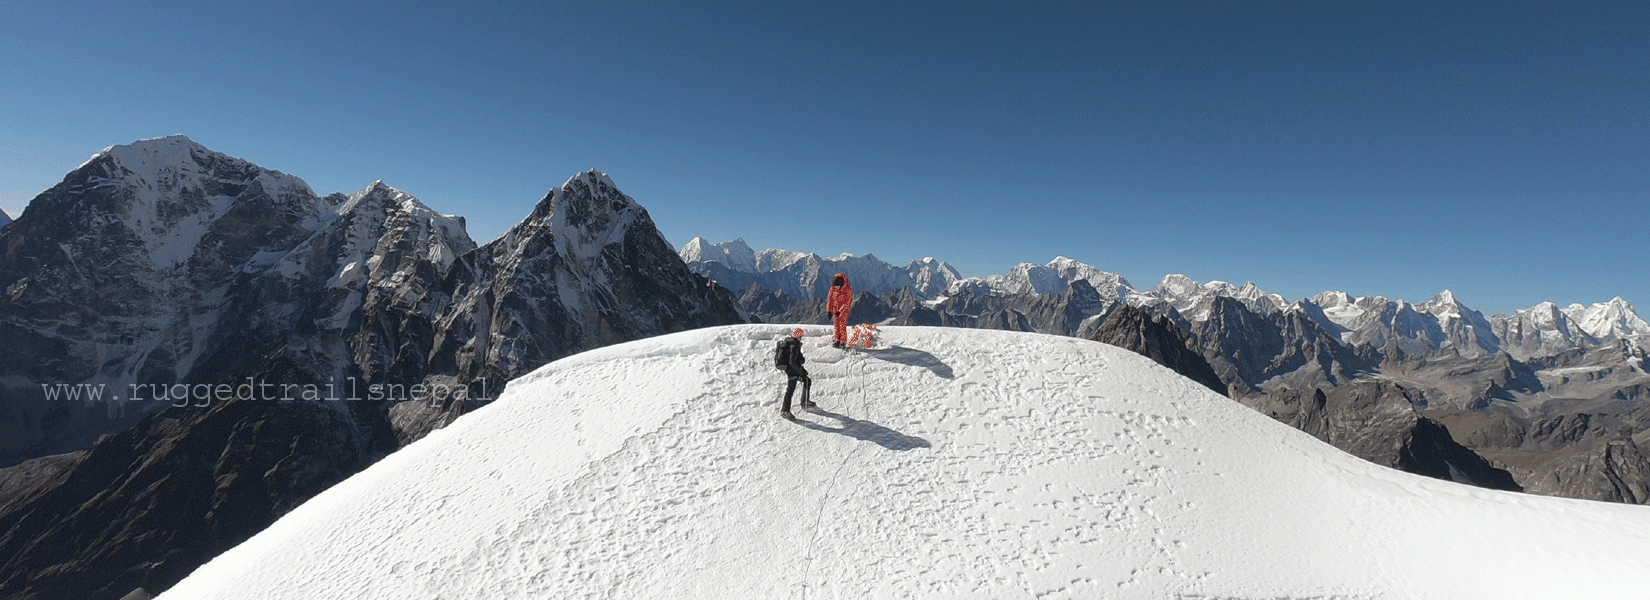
[681,238,1650,358]
[682,238,1650,505]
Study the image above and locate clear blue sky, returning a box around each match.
[2,1,1646,315]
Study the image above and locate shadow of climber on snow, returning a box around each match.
[792,408,931,452]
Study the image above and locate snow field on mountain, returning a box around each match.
[161,325,1650,600]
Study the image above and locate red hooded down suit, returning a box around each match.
[826,272,853,347]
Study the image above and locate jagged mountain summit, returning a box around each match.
[1494,301,1602,359]
[952,256,1135,301]
[0,137,744,600]
[0,208,11,229]
[405,172,744,439]
[1144,273,1289,320]
[161,326,1650,599]
[1304,289,1503,357]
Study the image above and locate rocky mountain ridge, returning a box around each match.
[0,137,743,600]
[1,135,346,461]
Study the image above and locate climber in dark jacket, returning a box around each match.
[777,327,813,419]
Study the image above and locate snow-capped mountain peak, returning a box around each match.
[77,134,327,268]
[337,182,471,262]
[340,181,408,213]
[680,239,962,299]
[1418,289,1466,316]
[1307,290,1354,309]
[1151,273,1204,299]
[754,247,811,272]
[1492,300,1597,357]
[533,170,645,262]
[1566,296,1650,340]
[953,257,1132,300]
[87,133,198,166]
[0,136,367,447]
[1134,274,1286,319]
[679,237,758,272]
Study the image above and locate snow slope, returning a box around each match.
[161,326,1650,599]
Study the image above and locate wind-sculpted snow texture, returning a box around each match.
[164,326,1650,600]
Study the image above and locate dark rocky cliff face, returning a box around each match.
[0,137,335,464]
[1250,382,1520,491]
[1089,304,1226,396]
[0,393,360,599]
[1430,405,1650,503]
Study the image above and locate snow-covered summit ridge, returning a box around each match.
[161,325,1650,599]
[1136,273,1288,318]
[85,137,471,244]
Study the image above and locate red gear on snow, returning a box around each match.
[848,323,879,349]
[826,272,853,346]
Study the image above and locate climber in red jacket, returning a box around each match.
[826,273,853,349]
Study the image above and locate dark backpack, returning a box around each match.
[774,338,801,369]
